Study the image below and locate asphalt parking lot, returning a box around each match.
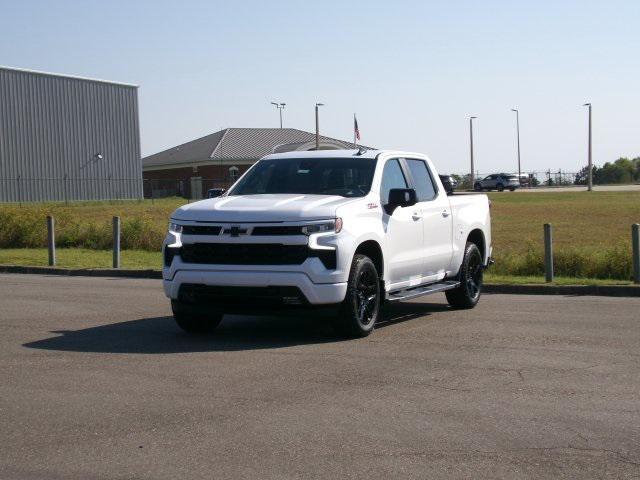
[1,274,639,479]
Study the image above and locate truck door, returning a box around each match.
[404,158,453,281]
[380,158,425,289]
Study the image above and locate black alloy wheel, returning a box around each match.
[333,254,381,338]
[354,266,379,327]
[464,246,483,301]
[446,242,484,309]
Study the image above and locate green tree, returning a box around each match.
[576,157,638,185]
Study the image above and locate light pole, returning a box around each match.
[270,102,286,128]
[583,103,592,191]
[511,109,521,180]
[315,103,324,150]
[469,116,477,189]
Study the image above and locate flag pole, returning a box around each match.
[353,113,357,148]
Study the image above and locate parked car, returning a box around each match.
[207,188,226,198]
[517,173,530,187]
[474,173,520,192]
[438,174,457,195]
[163,150,492,338]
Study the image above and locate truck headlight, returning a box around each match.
[168,222,183,234]
[301,218,342,235]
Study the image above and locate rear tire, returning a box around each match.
[332,254,381,338]
[509,187,516,192]
[172,300,224,334]
[446,242,484,309]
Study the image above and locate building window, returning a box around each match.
[229,166,239,182]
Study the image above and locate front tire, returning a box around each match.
[497,183,505,192]
[446,242,484,309]
[474,183,482,192]
[172,300,224,334]
[332,254,381,338]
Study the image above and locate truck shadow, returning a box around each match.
[23,301,449,354]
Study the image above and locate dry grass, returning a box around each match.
[1,192,639,279]
[0,248,161,269]
[0,198,184,251]
[487,191,640,279]
[489,191,640,251]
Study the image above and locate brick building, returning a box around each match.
[142,128,363,198]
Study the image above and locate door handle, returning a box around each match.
[412,212,422,220]
[442,210,450,217]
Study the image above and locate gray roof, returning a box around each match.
[0,65,138,88]
[143,128,369,168]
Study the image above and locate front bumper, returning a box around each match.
[164,269,348,305]
[162,219,357,307]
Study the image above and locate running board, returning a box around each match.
[386,280,460,302]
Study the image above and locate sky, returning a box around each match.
[1,0,639,174]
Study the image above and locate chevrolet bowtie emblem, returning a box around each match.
[226,226,247,237]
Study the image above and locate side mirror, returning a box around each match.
[207,189,225,198]
[386,188,417,214]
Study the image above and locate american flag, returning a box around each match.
[354,114,361,141]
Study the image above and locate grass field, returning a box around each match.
[0,198,183,250]
[487,191,639,279]
[0,248,634,286]
[1,191,639,281]
[0,248,159,270]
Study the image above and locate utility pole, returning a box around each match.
[315,103,324,150]
[584,103,592,191]
[511,109,521,179]
[469,116,477,189]
[270,102,286,128]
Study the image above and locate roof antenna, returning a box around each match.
[354,146,368,156]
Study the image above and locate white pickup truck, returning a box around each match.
[163,149,492,337]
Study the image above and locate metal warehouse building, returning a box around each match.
[0,66,142,202]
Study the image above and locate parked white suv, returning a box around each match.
[163,150,492,337]
[474,173,520,192]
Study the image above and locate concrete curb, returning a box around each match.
[1,265,638,297]
[484,283,640,297]
[0,265,162,279]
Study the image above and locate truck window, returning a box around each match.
[380,159,408,204]
[229,157,376,197]
[405,159,437,201]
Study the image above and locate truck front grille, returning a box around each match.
[181,225,222,235]
[179,243,336,269]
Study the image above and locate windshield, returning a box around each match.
[229,157,377,197]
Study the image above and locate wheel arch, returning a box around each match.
[354,240,384,279]
[467,228,486,261]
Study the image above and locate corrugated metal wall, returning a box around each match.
[0,67,142,202]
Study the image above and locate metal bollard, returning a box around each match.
[544,223,553,283]
[633,224,640,284]
[47,216,56,266]
[112,216,121,269]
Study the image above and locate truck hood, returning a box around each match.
[172,194,355,223]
